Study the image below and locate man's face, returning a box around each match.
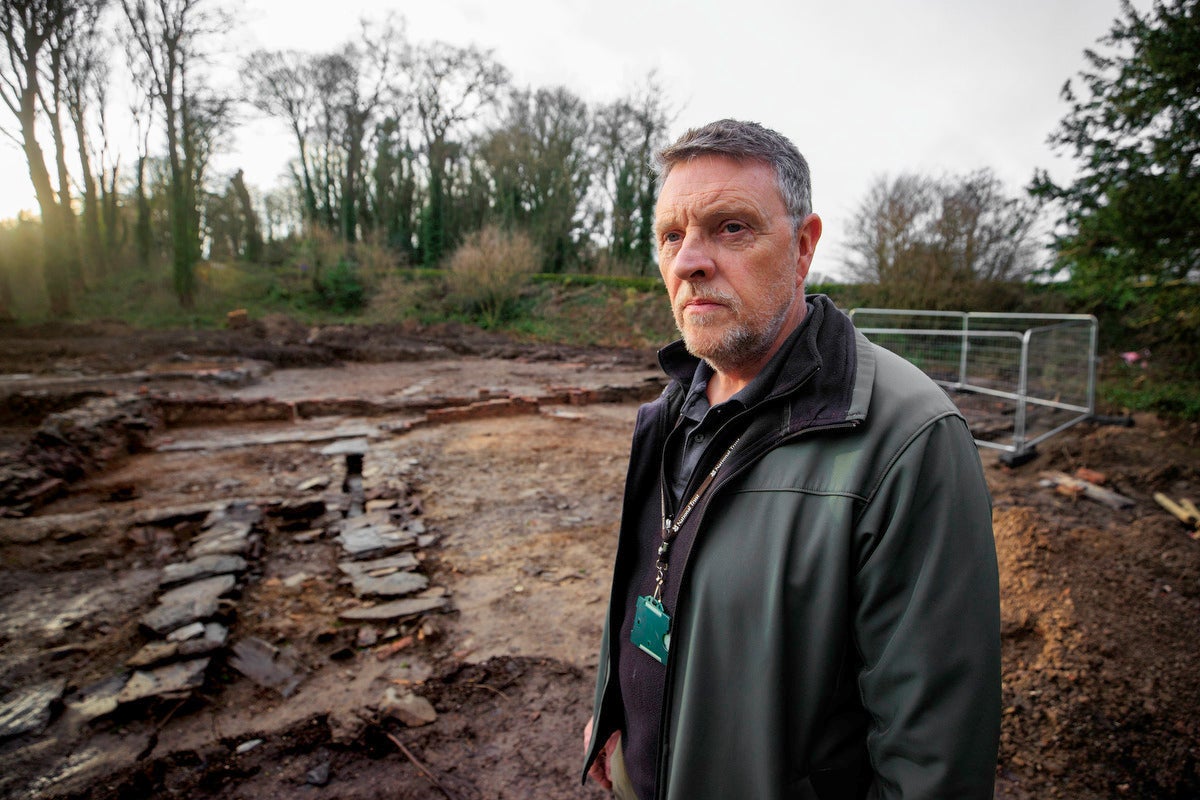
[654,154,820,377]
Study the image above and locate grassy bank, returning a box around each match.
[7,260,1197,422]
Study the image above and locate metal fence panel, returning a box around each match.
[849,309,1097,463]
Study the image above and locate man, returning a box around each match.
[581,120,1000,799]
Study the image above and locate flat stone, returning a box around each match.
[140,575,236,635]
[202,501,263,528]
[133,500,227,527]
[63,675,126,723]
[159,574,236,607]
[132,622,228,668]
[161,555,247,587]
[349,571,428,599]
[0,680,65,739]
[118,659,209,704]
[229,637,303,697]
[337,553,419,578]
[296,476,330,492]
[379,687,437,727]
[0,509,110,544]
[320,437,370,456]
[336,524,417,560]
[338,596,449,623]
[167,622,207,642]
[179,623,228,657]
[189,521,254,557]
[127,641,181,668]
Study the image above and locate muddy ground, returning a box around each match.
[0,318,1197,800]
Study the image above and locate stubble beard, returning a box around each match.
[673,281,796,375]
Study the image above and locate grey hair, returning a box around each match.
[654,119,812,226]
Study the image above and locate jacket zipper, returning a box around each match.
[651,413,861,799]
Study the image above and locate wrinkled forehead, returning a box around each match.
[654,156,785,223]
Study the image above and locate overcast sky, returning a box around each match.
[1,0,1141,279]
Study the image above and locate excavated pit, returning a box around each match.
[0,323,1197,800]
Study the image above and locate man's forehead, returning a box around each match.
[655,158,780,218]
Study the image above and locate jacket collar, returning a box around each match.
[656,294,871,434]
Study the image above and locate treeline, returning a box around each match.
[0,0,1196,378]
[0,3,669,316]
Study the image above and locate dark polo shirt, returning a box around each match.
[617,302,815,799]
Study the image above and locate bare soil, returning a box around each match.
[0,319,1197,800]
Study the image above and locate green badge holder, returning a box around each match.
[631,594,671,664]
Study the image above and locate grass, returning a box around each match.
[1099,370,1200,421]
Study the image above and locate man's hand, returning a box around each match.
[583,716,621,790]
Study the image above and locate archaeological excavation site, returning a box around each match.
[0,317,1197,799]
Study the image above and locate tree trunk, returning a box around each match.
[73,111,107,280]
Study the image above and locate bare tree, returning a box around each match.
[843,170,1039,302]
[244,48,321,223]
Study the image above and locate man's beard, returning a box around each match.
[673,282,795,374]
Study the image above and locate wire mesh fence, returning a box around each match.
[849,309,1098,464]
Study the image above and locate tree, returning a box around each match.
[482,86,593,272]
[122,0,229,307]
[1030,0,1200,289]
[63,0,112,280]
[844,170,1039,307]
[0,0,84,315]
[594,78,670,276]
[411,41,509,267]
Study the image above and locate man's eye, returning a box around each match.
[663,232,682,243]
[722,222,745,234]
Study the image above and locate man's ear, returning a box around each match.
[795,213,822,284]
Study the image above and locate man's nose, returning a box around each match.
[669,232,714,282]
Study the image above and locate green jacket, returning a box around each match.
[584,297,1001,799]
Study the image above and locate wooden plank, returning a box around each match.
[1041,471,1135,510]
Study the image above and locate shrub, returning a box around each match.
[445,226,539,327]
[315,260,366,314]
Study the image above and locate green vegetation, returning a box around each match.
[0,3,1196,422]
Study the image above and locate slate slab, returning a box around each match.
[189,520,254,558]
[336,524,417,560]
[0,680,65,739]
[140,574,235,635]
[161,554,247,587]
[127,623,228,668]
[118,658,210,703]
[337,596,449,623]
[349,571,428,599]
[63,675,127,723]
[229,638,303,698]
[337,552,420,578]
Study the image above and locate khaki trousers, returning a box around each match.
[609,738,638,800]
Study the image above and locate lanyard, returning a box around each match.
[652,437,740,602]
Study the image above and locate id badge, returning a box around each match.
[631,595,671,665]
